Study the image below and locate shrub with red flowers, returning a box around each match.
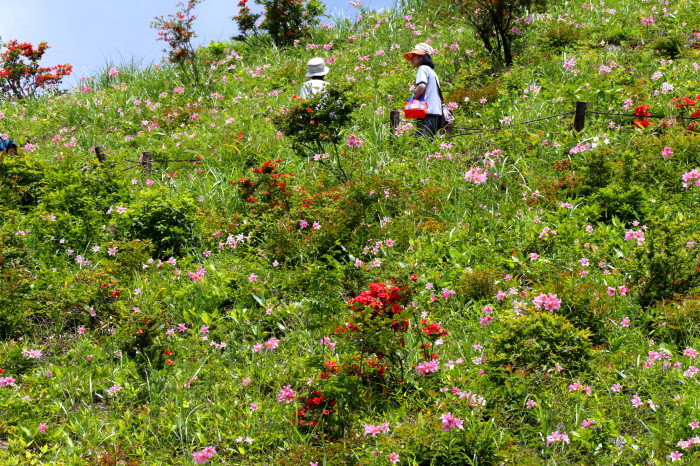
[331,282,414,385]
[672,94,700,131]
[296,390,336,430]
[274,84,358,181]
[234,0,325,46]
[233,158,295,217]
[0,40,72,99]
[152,1,202,85]
[232,0,261,40]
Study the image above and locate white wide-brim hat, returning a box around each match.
[404,42,434,61]
[305,57,330,77]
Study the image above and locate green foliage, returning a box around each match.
[591,183,648,224]
[117,187,199,257]
[391,409,501,464]
[652,35,685,59]
[33,165,125,250]
[274,84,357,151]
[542,22,583,51]
[235,0,326,47]
[486,311,593,381]
[3,0,700,462]
[0,343,39,375]
[649,294,700,346]
[627,214,700,309]
[457,267,499,302]
[449,0,547,66]
[0,155,44,210]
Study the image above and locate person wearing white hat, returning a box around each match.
[299,57,330,99]
[404,43,442,137]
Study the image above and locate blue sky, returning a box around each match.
[0,0,394,88]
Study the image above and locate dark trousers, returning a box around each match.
[416,114,441,137]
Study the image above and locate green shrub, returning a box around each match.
[118,187,200,257]
[34,165,126,250]
[0,230,34,338]
[235,0,326,46]
[627,215,700,309]
[0,342,40,376]
[591,183,648,223]
[457,267,500,302]
[556,285,608,345]
[391,410,501,465]
[602,27,634,46]
[542,22,583,51]
[274,84,358,166]
[486,311,592,381]
[652,35,685,59]
[0,155,44,210]
[648,294,700,345]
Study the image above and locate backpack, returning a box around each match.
[437,85,454,133]
[0,138,17,153]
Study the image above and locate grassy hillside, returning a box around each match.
[1,0,700,463]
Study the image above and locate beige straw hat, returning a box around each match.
[305,57,330,77]
[404,43,434,61]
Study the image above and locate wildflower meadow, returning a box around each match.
[1,0,700,463]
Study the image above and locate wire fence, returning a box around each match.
[390,101,700,139]
[94,145,200,174]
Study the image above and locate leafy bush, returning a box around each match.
[542,22,583,51]
[591,183,648,223]
[34,166,125,250]
[118,187,200,257]
[450,0,547,66]
[0,155,44,210]
[457,267,500,302]
[234,0,326,46]
[486,311,593,381]
[627,215,700,309]
[652,35,685,59]
[274,84,358,154]
[152,0,203,86]
[649,294,700,345]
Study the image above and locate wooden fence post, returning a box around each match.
[389,110,401,136]
[574,101,588,132]
[141,151,153,175]
[95,145,107,163]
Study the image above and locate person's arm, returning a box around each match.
[413,82,427,99]
[413,66,428,99]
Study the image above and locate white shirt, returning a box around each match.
[414,65,441,115]
[300,79,329,98]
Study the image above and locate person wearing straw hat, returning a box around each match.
[404,43,442,137]
[299,57,330,99]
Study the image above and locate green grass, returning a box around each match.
[1,0,700,463]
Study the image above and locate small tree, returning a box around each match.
[0,40,72,99]
[460,0,546,67]
[152,1,202,86]
[234,0,325,46]
[273,84,357,181]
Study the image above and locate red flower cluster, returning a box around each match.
[0,40,72,99]
[233,159,294,210]
[420,320,449,337]
[552,159,573,171]
[633,105,652,129]
[341,282,410,333]
[297,390,336,427]
[347,282,406,315]
[346,357,387,380]
[672,94,700,130]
